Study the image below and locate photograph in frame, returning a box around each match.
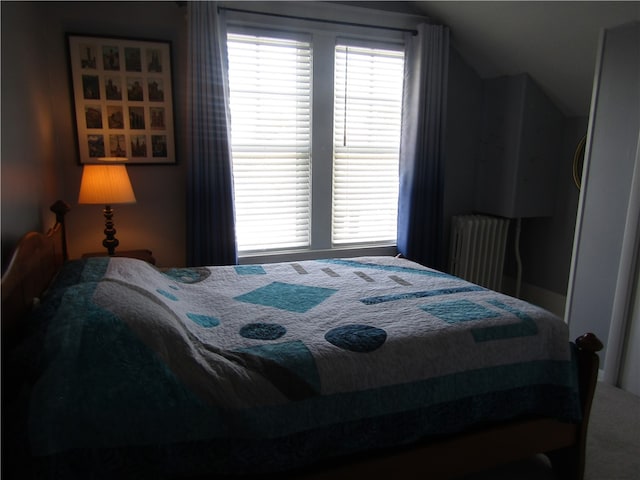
[68,34,176,164]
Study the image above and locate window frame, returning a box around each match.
[224,8,408,264]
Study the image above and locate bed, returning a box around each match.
[1,202,602,480]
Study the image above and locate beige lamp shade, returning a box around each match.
[78,164,136,205]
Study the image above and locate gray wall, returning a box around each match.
[444,42,587,298]
[509,117,587,295]
[1,2,59,268]
[443,47,483,251]
[1,1,585,296]
[1,1,188,268]
[567,22,640,361]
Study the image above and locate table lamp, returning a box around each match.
[78,157,136,255]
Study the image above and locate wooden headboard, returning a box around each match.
[1,201,70,349]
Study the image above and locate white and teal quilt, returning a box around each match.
[19,256,581,478]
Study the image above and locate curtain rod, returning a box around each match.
[218,6,418,36]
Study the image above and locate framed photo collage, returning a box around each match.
[68,34,175,164]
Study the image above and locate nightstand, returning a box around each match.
[81,249,156,265]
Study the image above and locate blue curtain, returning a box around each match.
[186,2,238,266]
[397,24,450,270]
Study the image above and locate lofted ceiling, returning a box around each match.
[410,1,640,117]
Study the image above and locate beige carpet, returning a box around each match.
[585,382,640,479]
[460,382,640,479]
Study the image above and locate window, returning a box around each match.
[227,26,405,256]
[332,43,404,245]
[227,33,311,252]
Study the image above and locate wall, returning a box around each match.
[1,1,583,292]
[512,117,587,293]
[1,1,188,268]
[443,49,587,308]
[566,21,640,364]
[621,256,640,394]
[442,47,483,254]
[0,2,60,269]
[51,1,188,267]
[496,118,586,316]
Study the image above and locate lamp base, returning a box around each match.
[102,205,119,255]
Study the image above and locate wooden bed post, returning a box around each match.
[549,332,603,480]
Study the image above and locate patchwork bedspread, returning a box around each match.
[20,256,580,477]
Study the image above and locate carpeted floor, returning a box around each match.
[584,382,640,479]
[460,382,640,479]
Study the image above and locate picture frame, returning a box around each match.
[67,34,176,164]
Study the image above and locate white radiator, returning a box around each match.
[448,214,510,291]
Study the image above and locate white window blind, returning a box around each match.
[227,32,312,252]
[332,43,404,245]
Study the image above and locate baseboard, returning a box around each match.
[502,276,567,318]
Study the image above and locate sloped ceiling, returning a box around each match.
[412,1,640,117]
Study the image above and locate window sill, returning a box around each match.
[238,245,398,265]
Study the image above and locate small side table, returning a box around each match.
[82,249,156,265]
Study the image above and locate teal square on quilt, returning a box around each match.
[235,281,337,313]
[421,299,500,324]
[235,265,266,275]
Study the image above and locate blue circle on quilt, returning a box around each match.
[325,324,387,353]
[163,267,211,283]
[240,323,286,340]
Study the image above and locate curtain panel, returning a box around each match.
[186,2,238,266]
[397,24,450,270]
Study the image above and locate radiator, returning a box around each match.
[448,214,510,291]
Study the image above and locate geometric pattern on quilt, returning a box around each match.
[361,285,485,305]
[421,299,500,323]
[325,324,387,353]
[26,255,580,470]
[234,281,337,313]
[235,340,321,398]
[161,267,211,283]
[235,265,267,275]
[471,299,538,342]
